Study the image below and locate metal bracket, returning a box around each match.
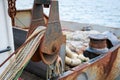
[41,0,65,55]
[0,46,11,54]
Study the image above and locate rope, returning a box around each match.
[0,26,46,80]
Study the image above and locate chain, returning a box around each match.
[8,0,16,26]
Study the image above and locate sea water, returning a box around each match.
[16,0,120,28]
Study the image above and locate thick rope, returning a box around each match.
[0,26,46,80]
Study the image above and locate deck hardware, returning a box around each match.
[87,34,109,54]
[84,34,109,59]
[0,46,11,54]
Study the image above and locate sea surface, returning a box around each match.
[17,0,120,27]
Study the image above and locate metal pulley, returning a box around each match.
[27,1,65,79]
[40,0,65,65]
[28,0,65,67]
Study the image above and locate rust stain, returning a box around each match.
[59,44,120,80]
[105,48,120,80]
[105,49,118,78]
[59,63,89,80]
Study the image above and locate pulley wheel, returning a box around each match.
[40,36,59,65]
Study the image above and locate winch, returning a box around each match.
[84,34,109,59]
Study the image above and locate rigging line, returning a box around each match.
[15,17,27,28]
